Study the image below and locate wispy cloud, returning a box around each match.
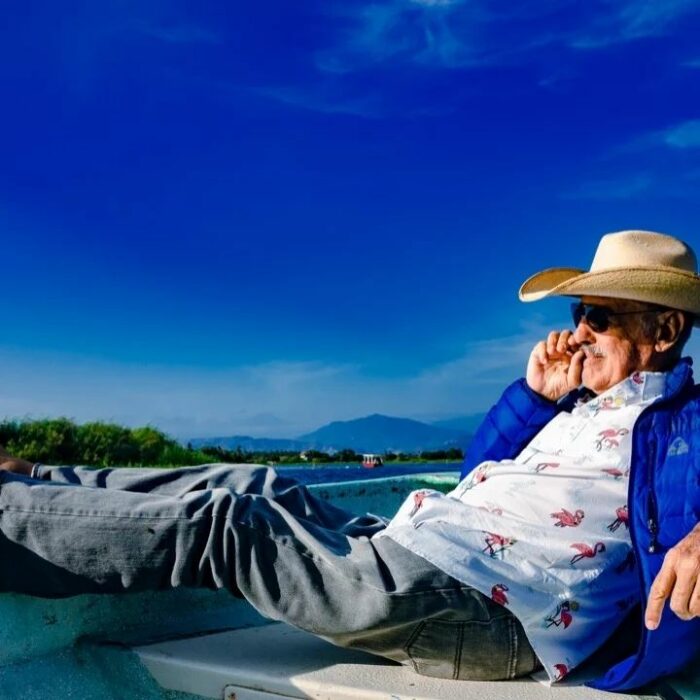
[560,173,653,201]
[0,322,553,439]
[224,0,700,118]
[615,119,700,155]
[570,0,698,49]
[592,118,700,198]
[661,119,700,149]
[315,1,521,73]
[314,0,700,75]
[0,352,358,439]
[412,0,461,6]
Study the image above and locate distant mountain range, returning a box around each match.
[190,436,307,452]
[190,412,485,454]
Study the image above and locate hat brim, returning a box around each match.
[519,265,700,324]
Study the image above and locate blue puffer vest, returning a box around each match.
[460,358,700,692]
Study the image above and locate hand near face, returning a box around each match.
[645,523,700,631]
[526,330,585,402]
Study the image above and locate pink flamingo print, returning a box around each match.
[479,502,503,516]
[409,491,429,517]
[601,467,625,480]
[550,508,585,527]
[570,542,606,565]
[472,466,489,484]
[553,663,569,681]
[592,393,627,414]
[545,600,579,629]
[462,464,491,491]
[533,461,560,473]
[482,531,517,558]
[491,583,509,606]
[595,428,629,451]
[607,505,629,532]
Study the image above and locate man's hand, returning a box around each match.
[0,445,34,477]
[645,523,700,630]
[526,330,585,402]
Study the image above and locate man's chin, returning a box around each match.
[581,368,606,395]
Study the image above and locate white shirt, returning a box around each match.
[376,371,666,682]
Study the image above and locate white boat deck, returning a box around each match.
[135,623,660,700]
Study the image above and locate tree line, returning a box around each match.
[0,418,463,468]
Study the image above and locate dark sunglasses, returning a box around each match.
[570,302,663,333]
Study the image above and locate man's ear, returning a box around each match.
[655,311,685,353]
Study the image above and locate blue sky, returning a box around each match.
[1,0,699,437]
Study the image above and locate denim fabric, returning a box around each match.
[0,464,539,680]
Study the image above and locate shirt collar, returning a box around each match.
[574,370,667,415]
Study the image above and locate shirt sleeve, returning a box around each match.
[460,378,562,479]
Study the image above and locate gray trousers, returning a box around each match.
[0,464,539,680]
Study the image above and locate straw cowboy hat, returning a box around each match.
[519,230,700,322]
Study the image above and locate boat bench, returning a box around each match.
[135,621,671,700]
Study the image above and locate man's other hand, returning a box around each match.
[645,523,700,630]
[0,446,34,477]
[526,330,585,402]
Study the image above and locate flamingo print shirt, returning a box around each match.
[376,371,666,683]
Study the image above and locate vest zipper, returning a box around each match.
[644,432,658,553]
[630,407,660,554]
[646,482,659,553]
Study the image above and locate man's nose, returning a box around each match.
[573,319,596,345]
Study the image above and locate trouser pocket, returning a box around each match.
[405,614,538,681]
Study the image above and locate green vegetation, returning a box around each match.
[0,418,210,467]
[0,418,463,467]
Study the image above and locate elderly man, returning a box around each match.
[0,230,698,692]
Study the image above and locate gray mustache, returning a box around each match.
[581,344,605,358]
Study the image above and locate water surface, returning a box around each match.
[276,461,460,485]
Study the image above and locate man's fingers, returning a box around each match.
[567,349,585,388]
[669,559,700,620]
[528,331,584,400]
[647,525,700,628]
[556,330,572,355]
[645,560,677,630]
[531,341,548,365]
[546,330,574,357]
[689,577,700,619]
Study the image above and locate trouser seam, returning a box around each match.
[402,620,425,674]
[0,506,210,520]
[507,615,518,679]
[453,621,464,680]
